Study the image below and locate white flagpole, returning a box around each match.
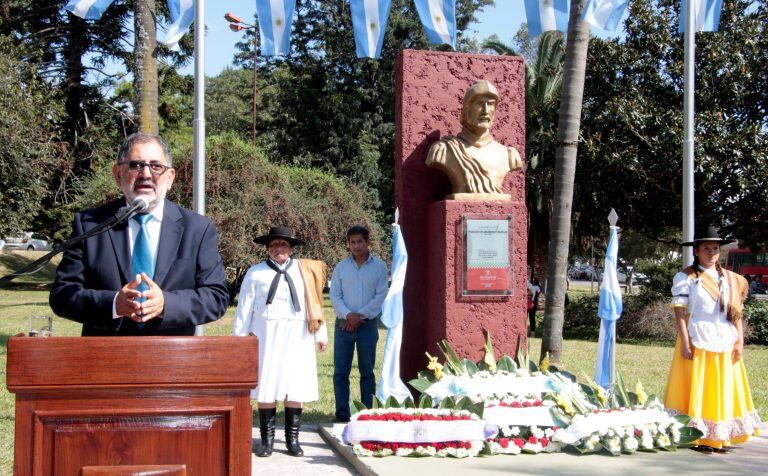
[193,0,206,336]
[682,1,695,267]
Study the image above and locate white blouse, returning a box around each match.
[670,267,738,353]
[233,259,328,343]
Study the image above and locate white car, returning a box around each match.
[2,232,53,251]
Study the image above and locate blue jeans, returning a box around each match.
[334,318,378,419]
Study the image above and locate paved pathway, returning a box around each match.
[250,425,357,476]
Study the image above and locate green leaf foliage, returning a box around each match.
[496,356,518,372]
[463,359,479,376]
[408,377,433,394]
[352,400,367,413]
[678,427,704,446]
[403,397,415,409]
[0,36,61,236]
[674,414,692,426]
[578,0,768,247]
[418,394,433,409]
[385,396,401,408]
[167,134,382,296]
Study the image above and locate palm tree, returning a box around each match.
[541,0,591,363]
[483,31,565,282]
[135,0,159,134]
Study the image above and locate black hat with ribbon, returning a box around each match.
[681,225,735,247]
[254,226,306,246]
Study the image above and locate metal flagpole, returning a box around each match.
[193,0,206,336]
[682,0,696,267]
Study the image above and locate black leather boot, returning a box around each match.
[256,408,276,457]
[285,407,304,456]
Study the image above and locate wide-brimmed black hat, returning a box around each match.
[254,226,306,246]
[681,225,735,247]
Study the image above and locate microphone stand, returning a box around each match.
[0,202,146,288]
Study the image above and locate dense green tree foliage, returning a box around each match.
[0,37,61,236]
[169,135,382,295]
[578,0,768,247]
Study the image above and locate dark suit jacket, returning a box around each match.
[50,199,230,336]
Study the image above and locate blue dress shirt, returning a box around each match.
[330,254,388,320]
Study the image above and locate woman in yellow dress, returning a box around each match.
[664,226,761,452]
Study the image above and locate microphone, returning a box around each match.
[117,197,151,222]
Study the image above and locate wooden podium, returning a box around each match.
[6,336,258,476]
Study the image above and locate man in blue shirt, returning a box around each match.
[330,225,388,422]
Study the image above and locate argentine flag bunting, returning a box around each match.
[161,0,195,50]
[256,0,296,56]
[376,210,412,403]
[582,0,630,32]
[679,0,723,32]
[524,0,570,39]
[350,0,393,59]
[594,225,623,389]
[414,0,456,48]
[64,0,117,20]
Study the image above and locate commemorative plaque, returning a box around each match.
[462,216,513,296]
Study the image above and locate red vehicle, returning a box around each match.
[726,248,768,284]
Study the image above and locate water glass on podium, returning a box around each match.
[29,315,52,337]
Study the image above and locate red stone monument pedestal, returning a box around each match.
[395,50,527,382]
[426,200,527,362]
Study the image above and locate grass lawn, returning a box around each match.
[1,289,766,475]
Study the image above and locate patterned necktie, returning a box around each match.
[132,214,155,328]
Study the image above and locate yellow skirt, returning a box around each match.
[664,337,761,448]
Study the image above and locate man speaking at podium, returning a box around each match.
[50,133,229,336]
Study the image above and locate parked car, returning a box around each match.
[2,232,53,251]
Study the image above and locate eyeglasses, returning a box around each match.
[119,160,172,176]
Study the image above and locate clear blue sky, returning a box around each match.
[190,1,528,76]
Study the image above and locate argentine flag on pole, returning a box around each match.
[161,0,195,50]
[350,0,392,59]
[256,0,296,56]
[679,0,723,32]
[581,0,630,32]
[594,215,623,390]
[414,0,456,48]
[64,0,117,20]
[376,209,411,403]
[524,0,570,39]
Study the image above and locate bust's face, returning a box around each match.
[463,94,497,135]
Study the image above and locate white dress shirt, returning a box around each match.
[112,200,165,318]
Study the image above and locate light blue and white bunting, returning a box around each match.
[594,224,623,389]
[376,210,412,403]
[161,0,195,50]
[255,0,296,56]
[581,0,630,32]
[524,0,570,39]
[413,0,456,48]
[64,0,117,20]
[679,0,723,33]
[350,0,392,59]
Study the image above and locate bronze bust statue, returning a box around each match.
[426,80,522,200]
